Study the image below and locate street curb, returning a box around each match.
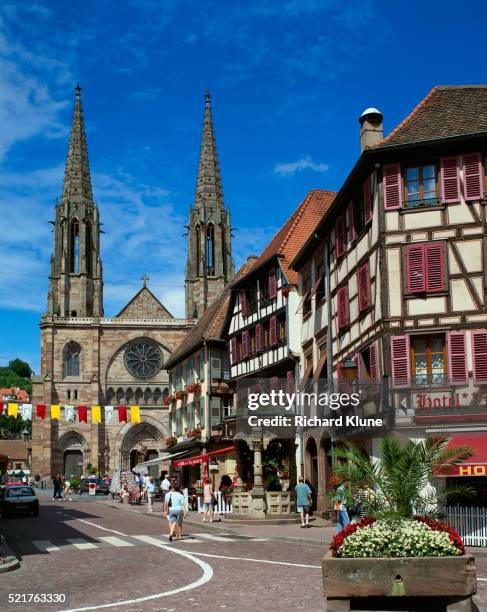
[0,533,20,573]
[100,499,328,547]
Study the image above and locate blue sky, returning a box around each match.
[1,0,487,372]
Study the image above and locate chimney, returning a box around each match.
[359,108,384,151]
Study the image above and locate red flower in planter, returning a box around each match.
[414,516,465,555]
[329,517,376,557]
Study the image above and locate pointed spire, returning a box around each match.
[194,90,224,209]
[62,84,94,205]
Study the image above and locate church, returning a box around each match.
[31,87,234,479]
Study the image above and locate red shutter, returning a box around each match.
[391,335,410,388]
[383,164,402,209]
[406,244,426,293]
[230,337,237,364]
[463,153,484,201]
[241,331,249,358]
[287,370,295,394]
[335,215,345,257]
[269,315,277,346]
[268,268,277,299]
[354,353,362,382]
[448,332,467,385]
[240,290,248,317]
[369,342,379,382]
[347,204,356,242]
[357,261,371,312]
[425,242,446,293]
[256,324,263,352]
[472,330,487,384]
[363,176,372,223]
[441,157,460,203]
[337,285,349,329]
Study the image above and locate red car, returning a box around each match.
[6,477,23,486]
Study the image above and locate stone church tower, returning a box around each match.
[185,92,234,319]
[47,84,103,318]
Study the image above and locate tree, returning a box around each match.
[8,359,32,379]
[331,437,474,519]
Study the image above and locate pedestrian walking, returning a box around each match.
[160,474,171,508]
[335,481,352,533]
[52,474,63,500]
[163,484,187,542]
[146,477,156,512]
[295,477,312,528]
[34,472,41,489]
[63,477,73,501]
[202,480,213,523]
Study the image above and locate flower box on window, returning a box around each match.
[186,382,201,394]
[175,390,187,400]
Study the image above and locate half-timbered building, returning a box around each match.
[291,86,487,513]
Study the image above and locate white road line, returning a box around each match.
[76,518,126,536]
[66,538,98,550]
[59,527,213,611]
[189,551,321,569]
[97,536,134,547]
[192,532,235,542]
[32,540,60,553]
[479,578,487,582]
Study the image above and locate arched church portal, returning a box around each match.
[54,431,87,478]
[120,422,164,474]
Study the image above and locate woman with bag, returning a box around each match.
[163,484,187,541]
[202,480,213,523]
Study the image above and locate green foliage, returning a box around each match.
[331,437,475,520]
[0,367,32,395]
[8,359,33,379]
[0,357,33,439]
[0,415,31,439]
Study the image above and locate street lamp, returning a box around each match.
[341,358,358,382]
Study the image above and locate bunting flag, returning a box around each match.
[105,405,114,422]
[130,405,140,423]
[51,404,61,420]
[0,403,4,414]
[65,405,75,422]
[20,403,32,421]
[8,403,18,418]
[118,405,127,423]
[36,404,46,419]
[91,405,101,424]
[78,405,87,423]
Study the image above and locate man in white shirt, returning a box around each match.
[146,477,156,512]
[143,473,151,501]
[160,475,171,508]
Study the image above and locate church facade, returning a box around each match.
[32,86,233,479]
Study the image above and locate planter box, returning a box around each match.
[323,553,477,611]
[265,491,295,515]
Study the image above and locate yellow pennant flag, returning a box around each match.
[130,405,140,423]
[51,404,61,420]
[91,405,101,423]
[8,403,18,418]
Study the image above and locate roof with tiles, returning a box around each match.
[165,256,258,368]
[247,189,335,285]
[376,85,487,148]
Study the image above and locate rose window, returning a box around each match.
[124,340,163,379]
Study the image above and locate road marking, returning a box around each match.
[32,540,60,553]
[189,551,321,569]
[67,538,98,550]
[192,532,235,542]
[97,536,134,547]
[76,518,126,536]
[60,535,213,612]
[479,578,487,582]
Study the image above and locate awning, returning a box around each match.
[133,450,189,472]
[173,446,235,468]
[444,433,487,477]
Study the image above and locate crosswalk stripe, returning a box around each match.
[33,540,60,552]
[66,538,98,550]
[98,536,134,547]
[192,533,235,542]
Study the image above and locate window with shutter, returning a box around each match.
[383,164,402,209]
[357,261,371,312]
[472,330,487,384]
[410,334,447,385]
[463,153,484,201]
[391,335,410,388]
[440,157,460,203]
[406,244,427,293]
[211,355,222,379]
[335,215,345,258]
[241,332,249,359]
[347,204,356,242]
[369,342,379,382]
[448,332,467,385]
[230,338,237,364]
[425,242,446,292]
[268,268,277,299]
[240,290,248,317]
[364,176,372,222]
[256,324,263,352]
[337,285,349,329]
[287,370,295,394]
[269,315,277,346]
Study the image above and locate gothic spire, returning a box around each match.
[61,84,94,205]
[194,90,224,209]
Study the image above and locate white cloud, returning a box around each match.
[273,155,329,177]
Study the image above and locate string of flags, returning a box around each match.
[0,403,141,424]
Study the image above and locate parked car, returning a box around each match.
[0,485,39,517]
[78,477,109,495]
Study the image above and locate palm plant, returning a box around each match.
[331,437,474,519]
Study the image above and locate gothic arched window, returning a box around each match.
[206,224,215,276]
[69,219,80,273]
[64,341,81,377]
[196,225,201,276]
[221,224,227,278]
[86,221,93,276]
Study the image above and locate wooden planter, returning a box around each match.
[323,552,477,611]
